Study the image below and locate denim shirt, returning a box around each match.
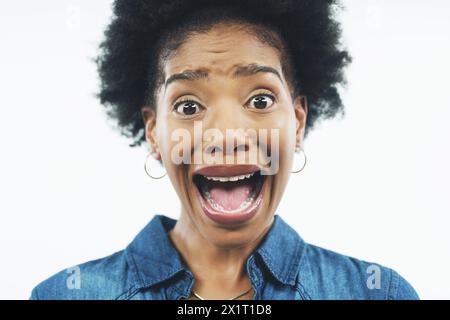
[30,214,419,300]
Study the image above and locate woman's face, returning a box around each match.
[143,23,307,248]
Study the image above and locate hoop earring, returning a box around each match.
[291,147,307,174]
[144,152,167,179]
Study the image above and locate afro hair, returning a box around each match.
[96,0,351,147]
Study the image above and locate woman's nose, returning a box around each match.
[201,100,254,162]
[204,130,250,157]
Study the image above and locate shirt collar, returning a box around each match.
[125,214,187,289]
[254,215,307,286]
[125,214,308,290]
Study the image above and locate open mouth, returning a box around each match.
[193,165,266,224]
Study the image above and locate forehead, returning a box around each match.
[163,24,283,80]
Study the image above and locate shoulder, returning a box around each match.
[30,214,180,300]
[30,250,138,300]
[299,243,419,300]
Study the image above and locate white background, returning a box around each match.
[0,0,449,299]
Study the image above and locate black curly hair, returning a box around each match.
[96,0,351,147]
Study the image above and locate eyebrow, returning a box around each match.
[164,63,283,90]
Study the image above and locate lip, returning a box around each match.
[193,166,267,226]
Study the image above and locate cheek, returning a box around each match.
[262,107,297,175]
[278,104,297,146]
[257,105,297,150]
[157,119,197,167]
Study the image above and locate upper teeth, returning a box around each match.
[204,173,254,182]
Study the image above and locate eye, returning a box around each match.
[247,93,276,110]
[173,99,203,116]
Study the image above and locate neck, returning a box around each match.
[168,209,270,299]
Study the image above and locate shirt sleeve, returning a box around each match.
[389,269,420,300]
[29,286,40,300]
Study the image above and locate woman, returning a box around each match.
[31,0,419,300]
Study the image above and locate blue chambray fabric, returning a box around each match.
[30,214,419,300]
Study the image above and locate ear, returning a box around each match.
[141,106,161,161]
[293,95,308,149]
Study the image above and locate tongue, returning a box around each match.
[208,180,253,211]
